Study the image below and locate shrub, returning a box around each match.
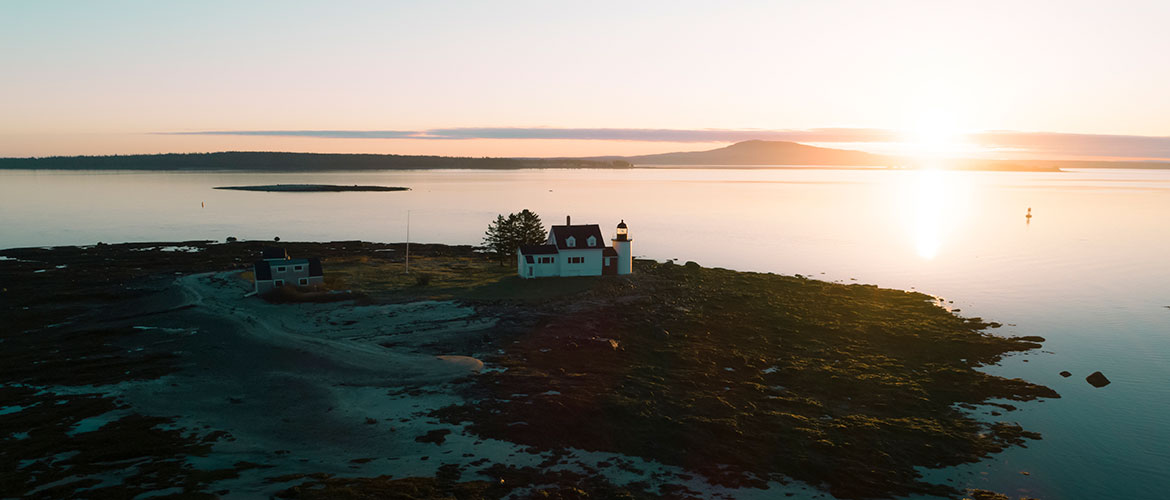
[414,272,433,287]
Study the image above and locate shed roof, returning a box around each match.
[307,257,323,277]
[261,247,288,260]
[519,244,559,255]
[549,224,606,250]
[603,247,618,257]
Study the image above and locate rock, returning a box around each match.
[414,429,452,445]
[1059,371,1071,378]
[1085,371,1110,388]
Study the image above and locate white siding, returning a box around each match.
[518,253,562,279]
[556,248,603,277]
[614,240,633,275]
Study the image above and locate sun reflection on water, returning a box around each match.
[901,168,972,261]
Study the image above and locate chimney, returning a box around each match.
[566,215,571,225]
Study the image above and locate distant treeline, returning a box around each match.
[0,152,633,171]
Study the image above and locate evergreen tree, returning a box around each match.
[483,209,547,265]
[483,214,511,265]
[510,209,547,247]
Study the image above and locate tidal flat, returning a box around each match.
[0,241,1056,499]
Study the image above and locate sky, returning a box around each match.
[2,0,1169,159]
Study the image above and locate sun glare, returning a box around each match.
[896,168,973,261]
[901,109,969,159]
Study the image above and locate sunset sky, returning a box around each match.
[3,0,1169,159]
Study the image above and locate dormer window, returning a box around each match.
[586,236,596,247]
[566,236,576,248]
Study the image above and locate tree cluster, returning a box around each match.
[483,209,548,265]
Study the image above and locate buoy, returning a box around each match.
[201,201,205,208]
[1025,207,1032,219]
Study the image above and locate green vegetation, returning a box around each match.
[481,209,548,266]
[433,260,1059,499]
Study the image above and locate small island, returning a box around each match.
[214,184,409,192]
[0,241,1057,499]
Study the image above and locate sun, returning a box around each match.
[901,109,967,158]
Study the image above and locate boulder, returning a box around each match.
[1085,371,1110,388]
[1059,371,1071,378]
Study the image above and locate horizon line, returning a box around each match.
[161,127,1170,161]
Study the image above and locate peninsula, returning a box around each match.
[0,241,1057,499]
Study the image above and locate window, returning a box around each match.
[565,236,576,248]
[299,278,308,286]
[276,266,286,272]
[294,265,303,271]
[539,256,554,264]
[587,236,596,246]
[528,267,534,277]
[274,279,284,287]
[568,257,584,264]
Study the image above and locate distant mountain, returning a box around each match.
[6,146,1167,172]
[589,140,893,166]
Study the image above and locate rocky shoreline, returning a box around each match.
[0,241,1057,499]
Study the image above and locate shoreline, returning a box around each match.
[0,240,1058,499]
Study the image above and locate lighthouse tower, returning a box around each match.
[612,219,633,275]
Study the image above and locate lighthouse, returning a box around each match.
[612,219,633,275]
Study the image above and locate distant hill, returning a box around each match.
[0,151,631,171]
[588,140,893,166]
[5,146,1167,172]
[589,140,1170,171]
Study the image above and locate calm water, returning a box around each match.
[2,167,1169,498]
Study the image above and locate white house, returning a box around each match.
[253,247,324,294]
[517,216,632,279]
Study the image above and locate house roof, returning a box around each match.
[549,224,606,250]
[603,247,618,257]
[261,247,288,260]
[254,260,273,280]
[519,244,559,255]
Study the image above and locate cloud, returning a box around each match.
[972,131,1170,159]
[167,127,898,143]
[170,130,423,139]
[166,127,1170,159]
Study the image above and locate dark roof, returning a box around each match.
[261,247,288,260]
[549,224,606,250]
[525,255,534,264]
[307,257,323,277]
[617,219,627,229]
[519,244,559,255]
[254,261,272,280]
[603,247,618,257]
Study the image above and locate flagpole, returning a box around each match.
[405,210,410,274]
